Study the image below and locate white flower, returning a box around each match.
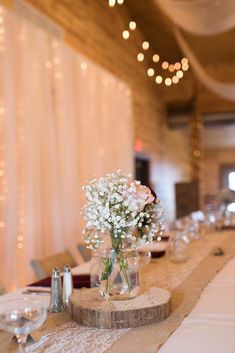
[81,171,163,250]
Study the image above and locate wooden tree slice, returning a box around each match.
[69,287,171,329]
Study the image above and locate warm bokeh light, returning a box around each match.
[181,57,188,65]
[168,64,175,72]
[81,62,87,70]
[142,41,149,50]
[172,75,179,84]
[162,61,169,70]
[129,21,136,30]
[122,30,129,39]
[155,75,163,84]
[109,0,116,7]
[152,54,160,63]
[147,68,154,77]
[137,53,144,62]
[117,0,124,4]
[176,70,184,78]
[165,77,172,86]
[174,62,181,70]
[182,63,189,71]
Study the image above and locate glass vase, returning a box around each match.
[91,248,139,300]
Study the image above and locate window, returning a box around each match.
[228,171,235,191]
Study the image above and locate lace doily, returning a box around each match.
[25,322,130,353]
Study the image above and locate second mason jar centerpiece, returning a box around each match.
[82,171,163,300]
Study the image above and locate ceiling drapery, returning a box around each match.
[156,0,235,36]
[155,0,235,101]
[174,28,235,102]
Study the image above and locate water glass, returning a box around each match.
[0,297,47,352]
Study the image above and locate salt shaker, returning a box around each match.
[63,265,73,306]
[48,267,65,312]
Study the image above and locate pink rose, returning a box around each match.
[129,185,155,211]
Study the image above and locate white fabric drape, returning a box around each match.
[174,28,235,102]
[155,0,235,101]
[156,0,235,36]
[0,5,133,290]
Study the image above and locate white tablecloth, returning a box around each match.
[159,256,235,353]
[1,238,235,353]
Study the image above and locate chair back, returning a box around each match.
[0,283,5,295]
[77,243,92,262]
[31,249,77,279]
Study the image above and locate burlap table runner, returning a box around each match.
[107,232,235,353]
[1,231,235,353]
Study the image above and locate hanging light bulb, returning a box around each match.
[142,41,149,50]
[137,53,144,62]
[109,0,116,7]
[162,61,169,70]
[129,21,136,30]
[152,54,160,63]
[165,78,172,86]
[155,75,163,84]
[147,68,154,77]
[122,30,129,39]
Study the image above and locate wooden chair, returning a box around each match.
[31,249,77,279]
[77,243,92,262]
[0,282,5,295]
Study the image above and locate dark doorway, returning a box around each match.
[135,157,150,187]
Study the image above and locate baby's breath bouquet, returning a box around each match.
[82,171,163,299]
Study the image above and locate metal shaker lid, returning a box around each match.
[52,267,61,277]
[64,264,71,273]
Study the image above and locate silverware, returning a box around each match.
[22,288,51,295]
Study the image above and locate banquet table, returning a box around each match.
[1,229,235,353]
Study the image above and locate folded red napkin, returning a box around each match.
[28,274,91,288]
[151,250,166,259]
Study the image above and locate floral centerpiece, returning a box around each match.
[82,171,163,300]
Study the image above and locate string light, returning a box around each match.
[80,62,87,70]
[142,41,149,50]
[174,62,181,70]
[165,77,172,86]
[129,21,136,31]
[176,70,184,78]
[147,68,154,77]
[108,0,116,7]
[137,53,144,62]
[182,63,189,71]
[181,57,188,65]
[162,61,169,70]
[172,75,179,84]
[152,54,160,63]
[155,75,163,84]
[122,30,129,39]
[107,0,189,86]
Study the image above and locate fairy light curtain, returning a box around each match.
[155,0,235,102]
[0,4,133,290]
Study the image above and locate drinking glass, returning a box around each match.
[138,250,151,268]
[0,297,47,352]
[168,230,189,263]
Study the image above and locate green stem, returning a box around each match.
[119,256,131,291]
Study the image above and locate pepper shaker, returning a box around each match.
[48,267,65,312]
[63,265,73,306]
